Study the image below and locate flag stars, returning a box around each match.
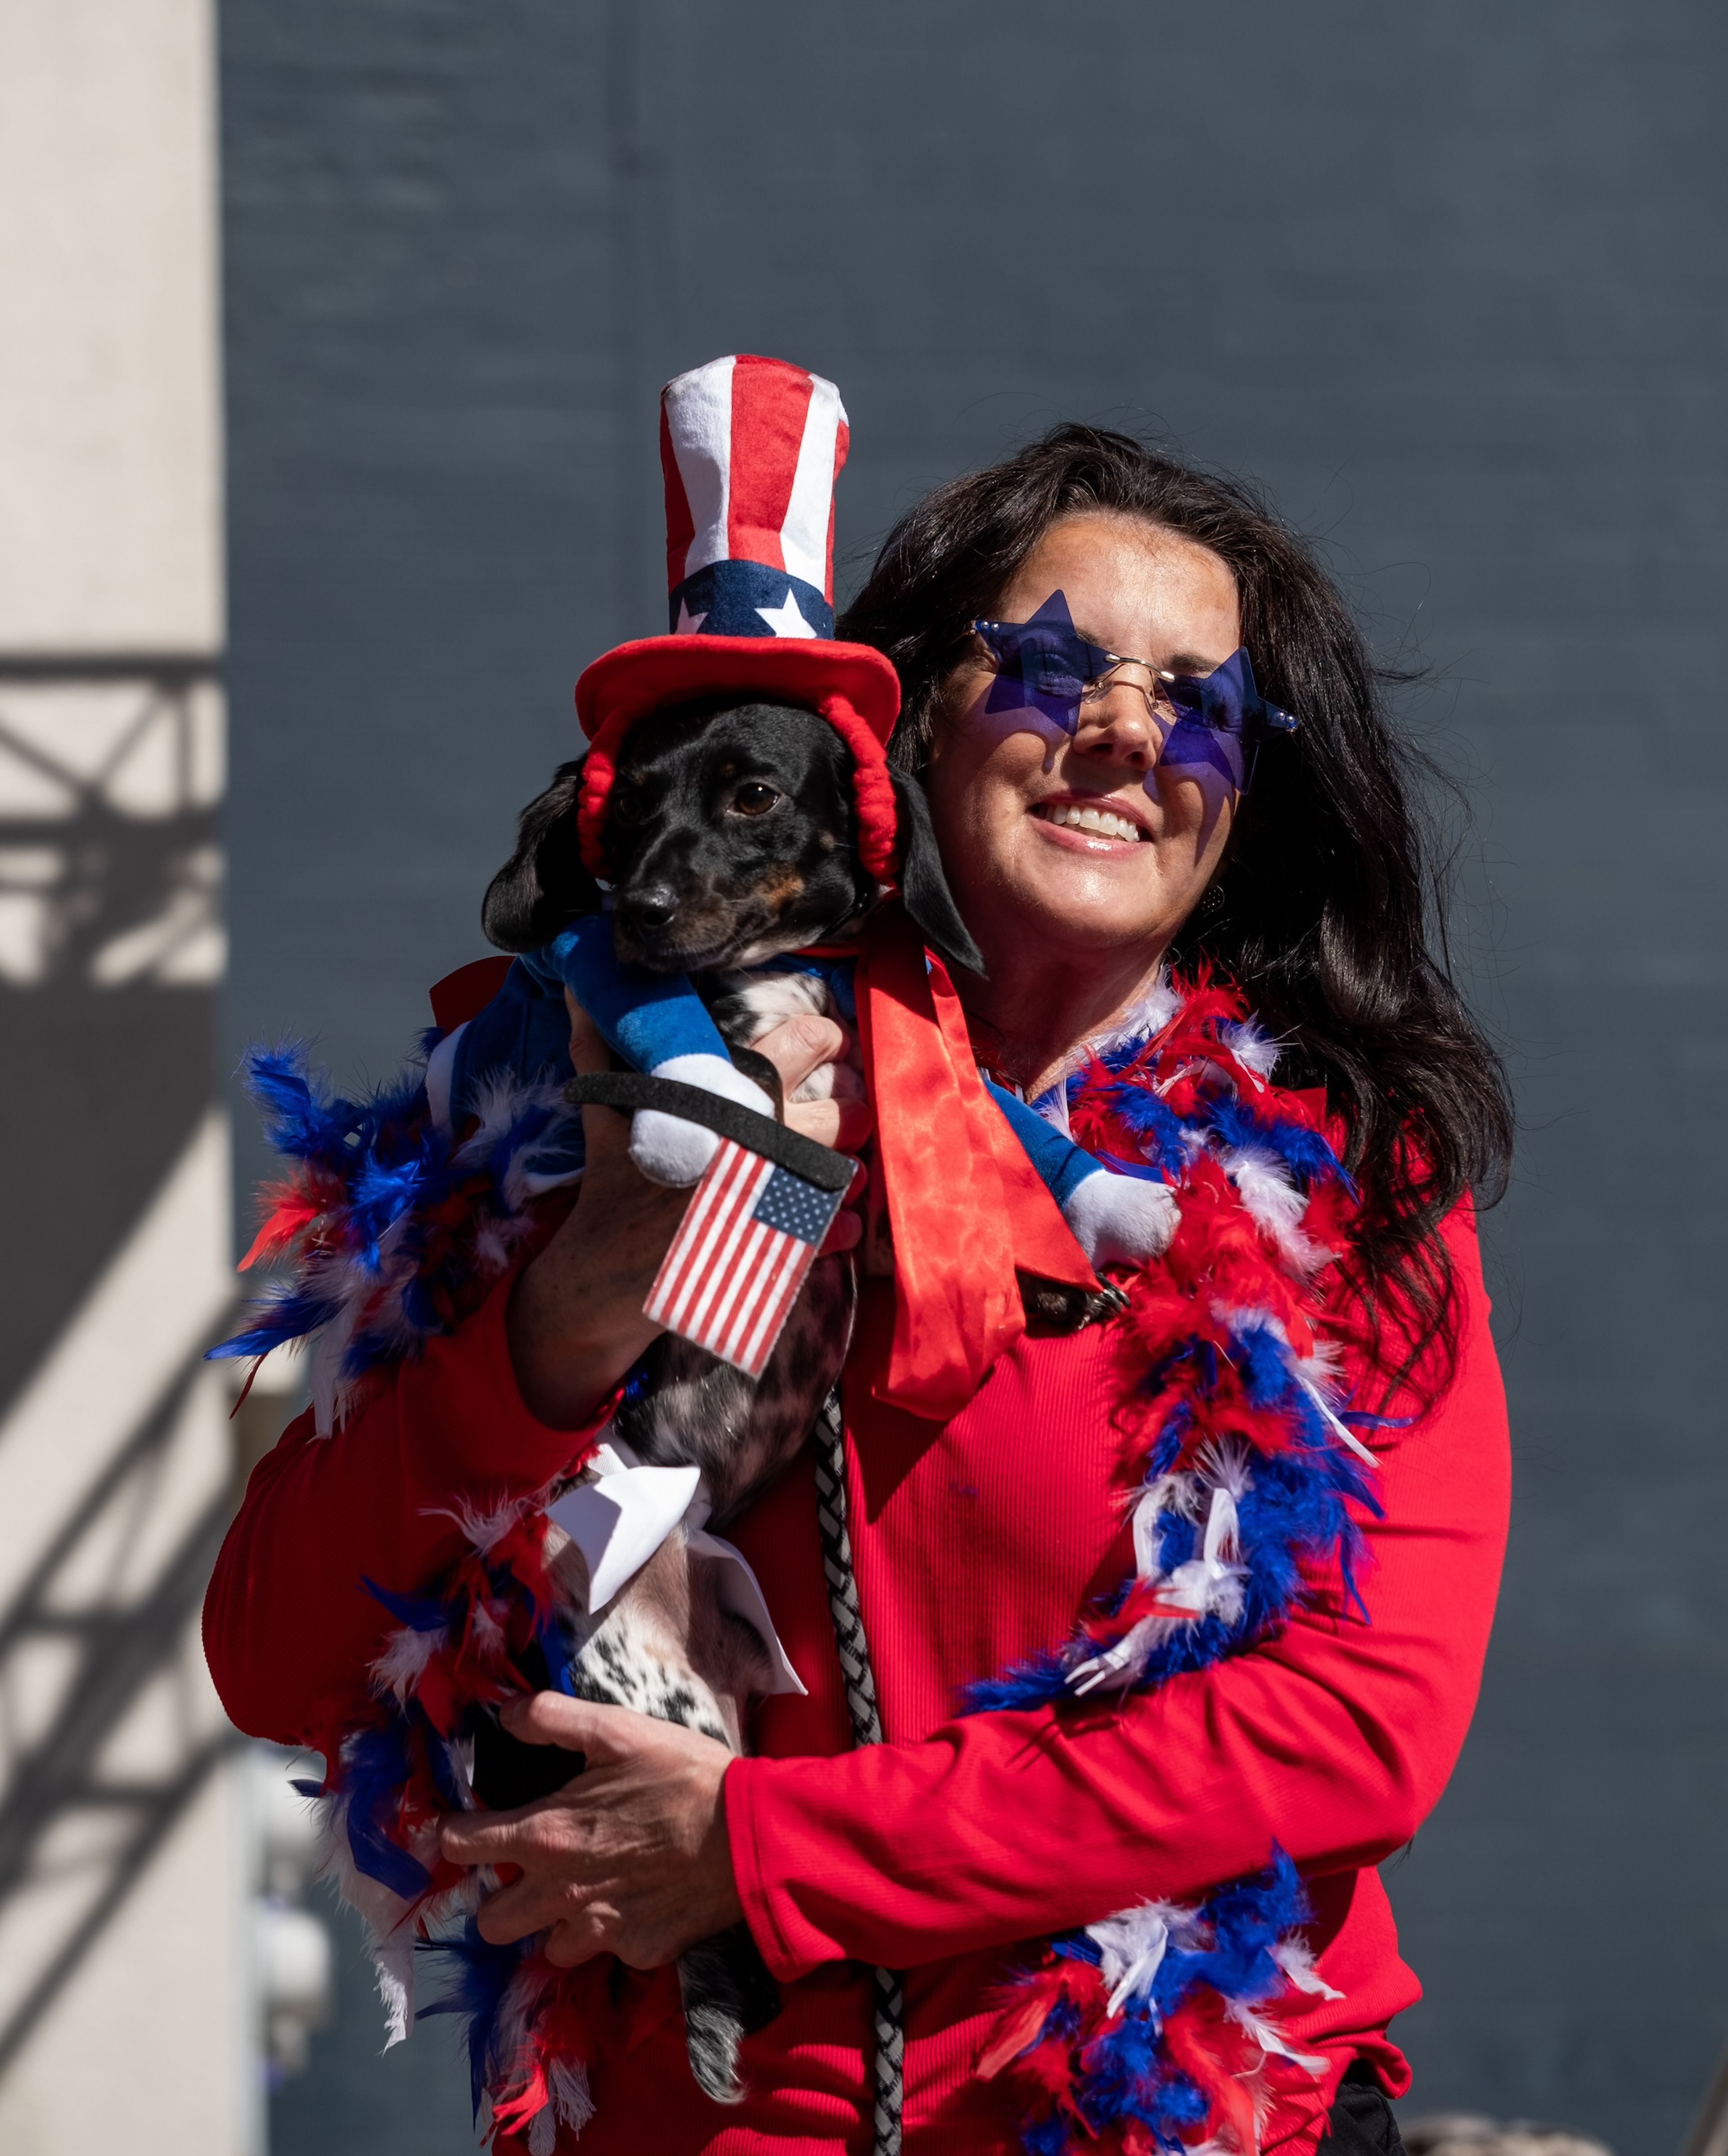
[755,589,819,639]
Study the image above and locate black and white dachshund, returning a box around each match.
[476,695,983,2102]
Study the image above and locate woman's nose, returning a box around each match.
[1071,679,1158,768]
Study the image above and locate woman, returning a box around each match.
[206,425,1512,2156]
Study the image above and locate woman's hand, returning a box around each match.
[506,992,872,1427]
[438,1694,741,1969]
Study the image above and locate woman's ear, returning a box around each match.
[890,769,986,979]
[481,758,603,952]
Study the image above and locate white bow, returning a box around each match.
[545,1442,806,1696]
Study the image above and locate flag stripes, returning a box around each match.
[660,354,849,601]
[644,1137,842,1376]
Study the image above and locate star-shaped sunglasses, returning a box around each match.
[971,589,1299,792]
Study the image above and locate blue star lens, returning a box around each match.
[971,591,1300,793]
[976,590,1102,731]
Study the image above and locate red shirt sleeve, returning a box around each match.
[202,1242,599,1752]
[724,1204,1510,1981]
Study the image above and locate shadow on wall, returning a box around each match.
[0,658,224,1409]
[0,1340,236,2076]
[0,654,247,2128]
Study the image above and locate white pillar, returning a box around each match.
[0,5,250,2151]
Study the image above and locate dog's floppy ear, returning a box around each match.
[482,757,603,952]
[889,769,986,979]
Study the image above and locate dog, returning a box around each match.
[476,695,984,2102]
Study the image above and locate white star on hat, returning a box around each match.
[675,599,708,635]
[756,589,819,638]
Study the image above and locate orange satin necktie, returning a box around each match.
[854,907,1098,1421]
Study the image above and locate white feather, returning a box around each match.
[1088,1902,1176,2016]
[1220,1143,1331,1275]
[1273,1936,1345,2001]
[421,1488,541,1558]
[1222,1018,1282,1082]
[1224,1998,1330,2075]
[308,1271,363,1437]
[1289,1343,1379,1466]
[550,2055,597,2135]
[1067,1615,1171,1694]
[1090,974,1180,1056]
[1196,1436,1255,1502]
[373,1926,418,2051]
[1130,1472,1192,1580]
[368,1623,446,1705]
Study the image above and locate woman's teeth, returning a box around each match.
[1037,802,1145,842]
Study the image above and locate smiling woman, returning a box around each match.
[922,514,1250,1089]
[205,415,1514,2156]
[851,428,1514,1380]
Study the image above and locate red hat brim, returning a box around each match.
[576,635,900,746]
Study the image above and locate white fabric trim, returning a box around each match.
[665,355,735,577]
[545,1441,806,1696]
[779,371,845,592]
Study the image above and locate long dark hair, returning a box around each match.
[838,424,1512,1396]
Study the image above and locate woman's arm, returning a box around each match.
[726,1204,1510,1979]
[202,1254,594,1749]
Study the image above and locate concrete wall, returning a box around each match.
[218,7,1728,2153]
[0,4,251,2151]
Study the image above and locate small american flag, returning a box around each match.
[644,1139,846,1376]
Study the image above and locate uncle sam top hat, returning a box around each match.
[575,354,902,881]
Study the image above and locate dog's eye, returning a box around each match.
[611,791,644,825]
[730,782,780,817]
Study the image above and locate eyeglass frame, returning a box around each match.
[967,607,1299,794]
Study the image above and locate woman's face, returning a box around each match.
[925,511,1243,971]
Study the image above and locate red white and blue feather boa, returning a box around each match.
[215,974,1378,2156]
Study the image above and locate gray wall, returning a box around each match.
[220,6,1728,2152]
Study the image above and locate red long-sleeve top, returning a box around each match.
[205,1197,1508,2156]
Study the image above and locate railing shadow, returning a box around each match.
[0,1322,243,2075]
[0,653,221,989]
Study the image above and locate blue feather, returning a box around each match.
[418,1921,536,2121]
[364,1579,452,1632]
[341,1723,433,1902]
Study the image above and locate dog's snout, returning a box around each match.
[620,884,679,933]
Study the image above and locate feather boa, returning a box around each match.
[967,978,1377,2155]
[209,1043,580,1433]
[222,975,1378,2153]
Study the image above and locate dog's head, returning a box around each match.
[482,697,984,978]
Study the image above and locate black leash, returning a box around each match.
[812,1389,904,2156]
[563,1070,855,1191]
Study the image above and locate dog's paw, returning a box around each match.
[1063,1169,1179,1271]
[628,1054,777,1187]
[629,1109,720,1186]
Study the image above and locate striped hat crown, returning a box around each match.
[575,353,901,880]
[661,354,848,640]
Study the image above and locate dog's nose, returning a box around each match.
[619,885,679,933]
